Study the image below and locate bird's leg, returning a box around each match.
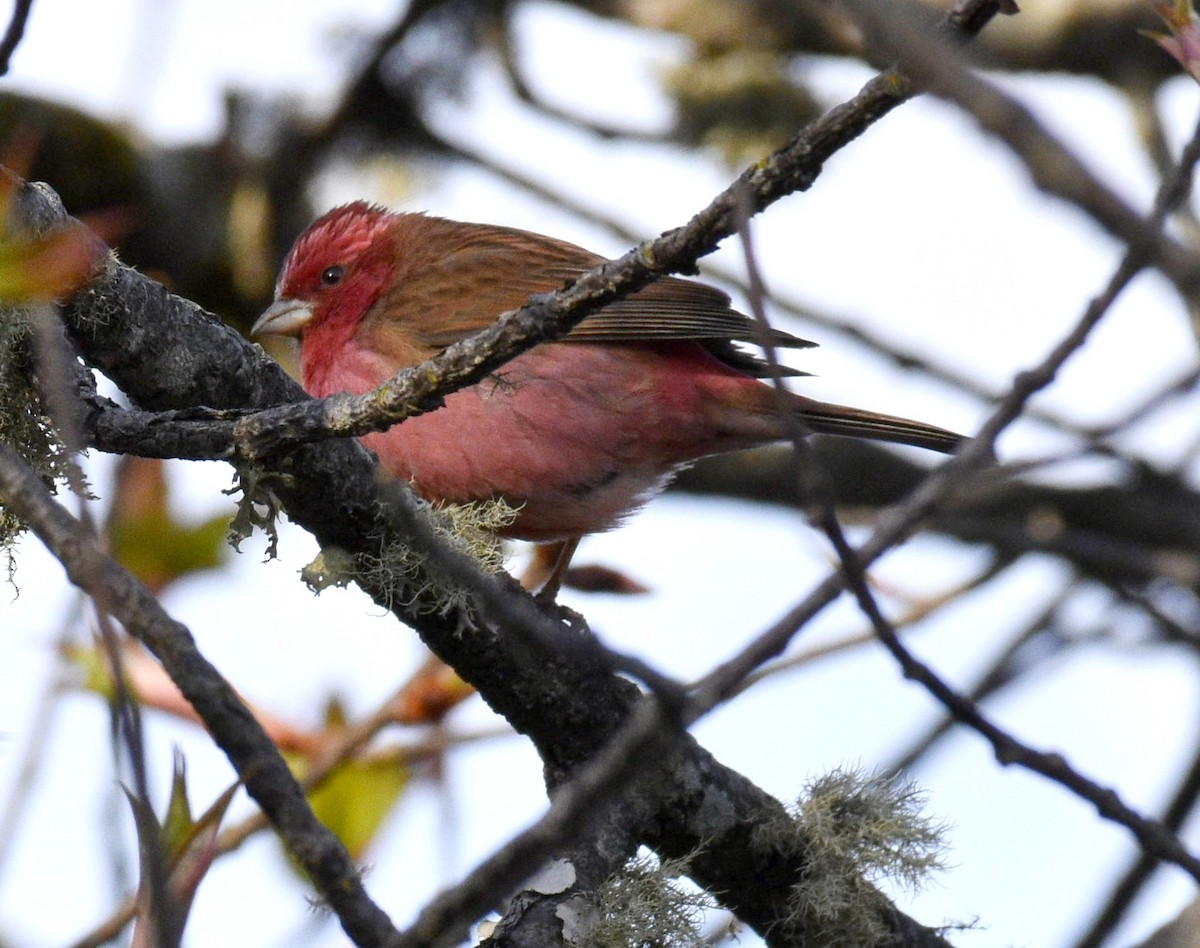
[519,541,563,591]
[520,538,581,601]
[537,536,581,602]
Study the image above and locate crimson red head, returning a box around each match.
[276,202,392,301]
[252,201,399,340]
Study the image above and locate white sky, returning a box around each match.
[3,1,1200,946]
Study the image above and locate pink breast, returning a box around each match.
[309,339,763,539]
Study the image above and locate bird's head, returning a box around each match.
[251,201,398,343]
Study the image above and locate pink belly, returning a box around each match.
[310,340,770,540]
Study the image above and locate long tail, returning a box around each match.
[790,394,964,454]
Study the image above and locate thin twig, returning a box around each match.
[1074,726,1200,946]
[29,304,181,945]
[0,0,34,75]
[839,0,1200,297]
[728,554,1014,699]
[825,502,1200,882]
[70,711,509,948]
[885,576,1080,774]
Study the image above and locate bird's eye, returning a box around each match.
[320,265,345,287]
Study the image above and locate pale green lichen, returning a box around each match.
[230,440,519,611]
[300,545,358,592]
[225,465,289,558]
[585,853,716,947]
[308,494,518,615]
[0,304,73,557]
[427,496,518,574]
[765,767,949,946]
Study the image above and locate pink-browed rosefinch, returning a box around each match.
[253,203,961,590]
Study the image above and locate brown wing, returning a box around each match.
[363,214,814,375]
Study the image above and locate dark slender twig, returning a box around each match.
[1085,363,1200,443]
[308,0,450,150]
[0,0,34,75]
[1125,81,1200,249]
[885,579,1080,774]
[1074,726,1200,947]
[1112,583,1200,652]
[837,0,1200,298]
[725,554,1014,699]
[28,304,181,945]
[495,14,667,143]
[827,505,1200,883]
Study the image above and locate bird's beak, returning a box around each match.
[251,298,314,338]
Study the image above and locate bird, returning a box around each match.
[252,202,963,594]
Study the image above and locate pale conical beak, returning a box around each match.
[251,298,315,338]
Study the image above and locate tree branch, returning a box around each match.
[0,444,402,948]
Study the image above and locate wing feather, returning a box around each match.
[365,214,814,376]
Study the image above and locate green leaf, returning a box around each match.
[293,751,410,864]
